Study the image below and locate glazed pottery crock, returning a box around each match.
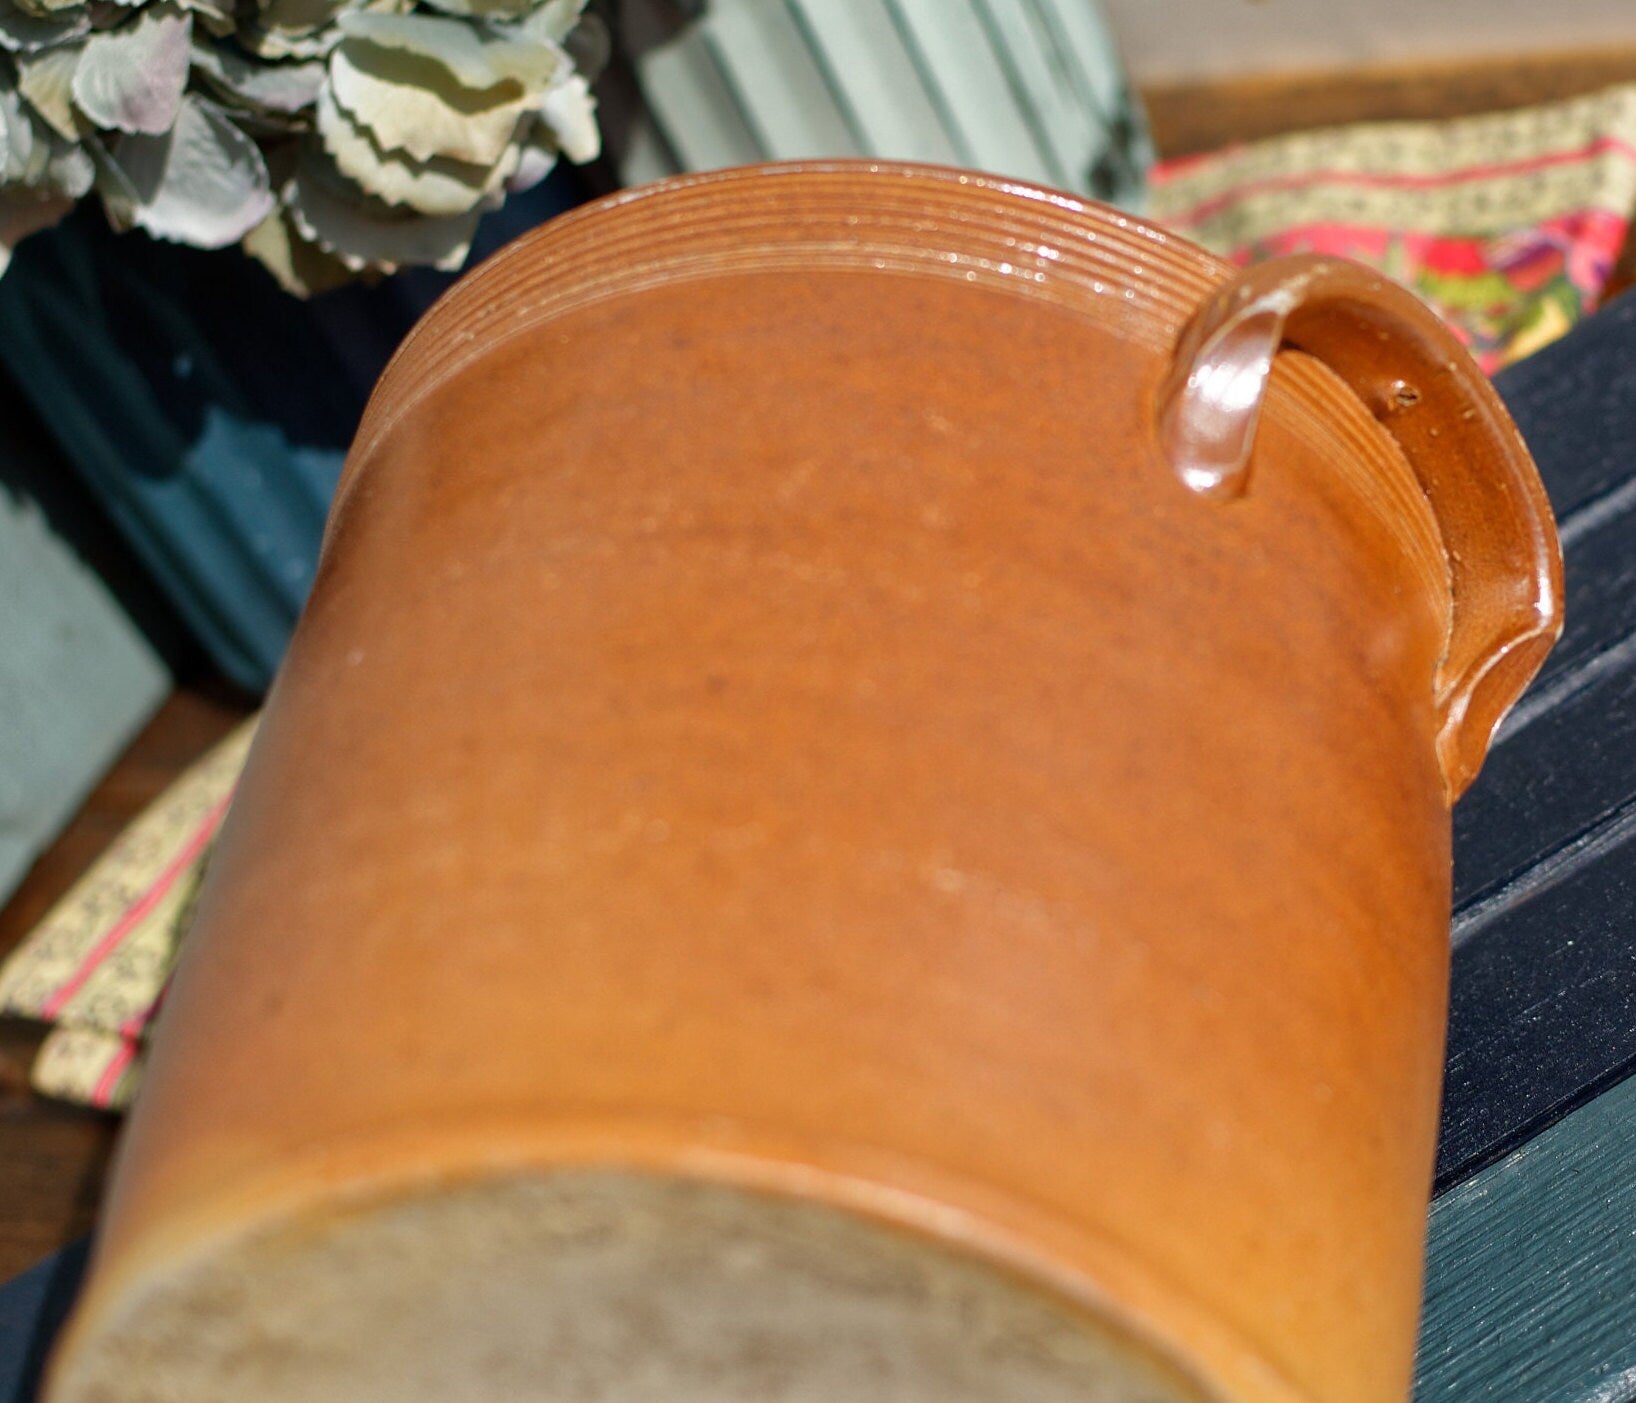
[45,163,1561,1403]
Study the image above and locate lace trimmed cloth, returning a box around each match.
[0,719,255,1108]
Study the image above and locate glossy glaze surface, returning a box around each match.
[1158,254,1560,797]
[47,164,1561,1403]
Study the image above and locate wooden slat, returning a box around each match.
[1142,46,1636,159]
[636,26,765,172]
[1418,1069,1636,1402]
[1492,297,1636,524]
[1450,295,1636,909]
[1433,285,1636,1191]
[1453,665,1636,909]
[1439,828,1636,1189]
[1507,495,1636,709]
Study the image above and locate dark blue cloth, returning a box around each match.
[0,1241,87,1403]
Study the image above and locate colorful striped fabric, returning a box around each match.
[0,719,256,1109]
[1150,84,1636,372]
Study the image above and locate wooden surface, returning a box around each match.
[1143,45,1636,158]
[1437,295,1636,1192]
[1417,1068,1636,1401]
[0,686,252,1283]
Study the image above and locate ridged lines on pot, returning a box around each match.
[339,161,1450,634]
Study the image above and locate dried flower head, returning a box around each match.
[0,0,602,291]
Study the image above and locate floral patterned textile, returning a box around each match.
[0,719,255,1108]
[1150,85,1636,372]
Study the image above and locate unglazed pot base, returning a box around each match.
[49,1173,1207,1403]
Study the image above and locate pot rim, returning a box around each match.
[351,162,1229,477]
[337,160,1448,616]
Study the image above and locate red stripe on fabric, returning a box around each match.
[1208,210,1631,272]
[39,794,232,1020]
[91,1039,139,1106]
[1155,135,1636,229]
[121,981,169,1039]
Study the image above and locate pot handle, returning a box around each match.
[1157,253,1563,801]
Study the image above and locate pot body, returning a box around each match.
[48,165,1560,1403]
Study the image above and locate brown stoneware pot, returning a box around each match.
[46,163,1561,1403]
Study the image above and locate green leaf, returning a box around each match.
[71,3,191,135]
